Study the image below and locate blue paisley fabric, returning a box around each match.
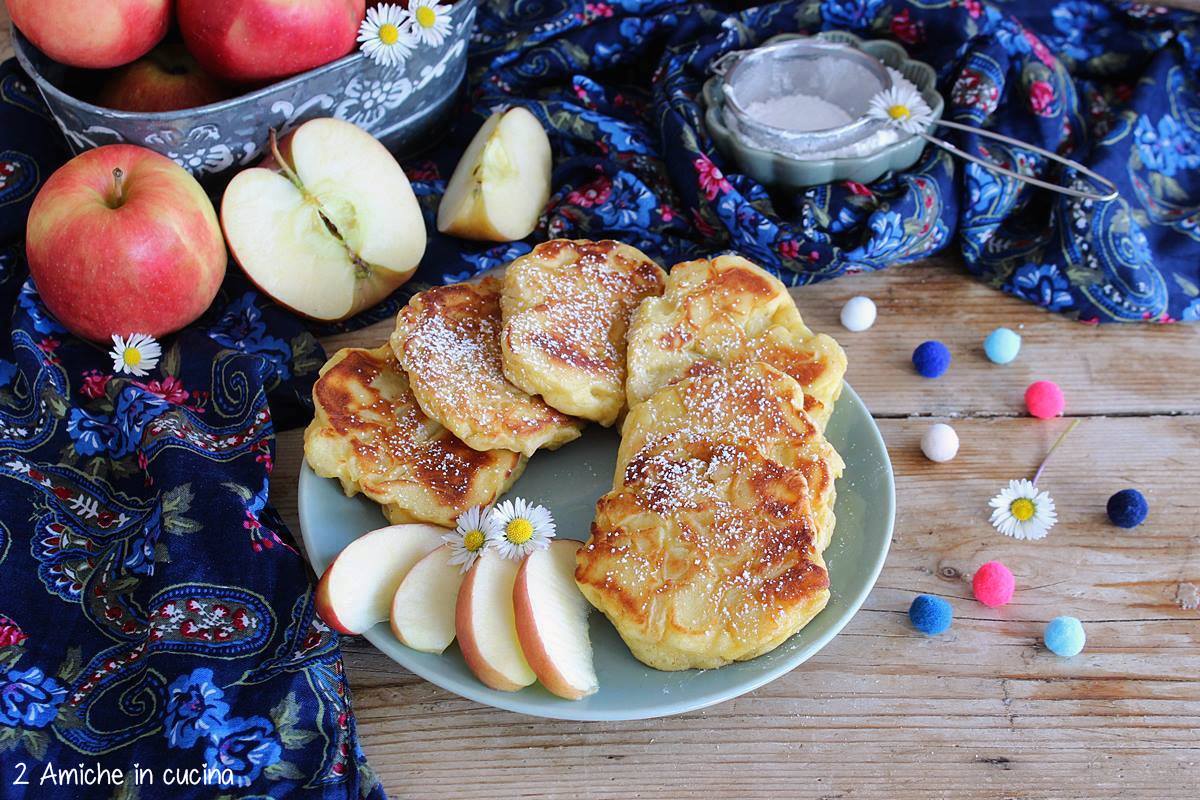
[0,64,382,800]
[388,0,1200,324]
[1,1,1199,798]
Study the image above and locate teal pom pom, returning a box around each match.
[908,595,952,635]
[984,327,1021,364]
[912,341,951,378]
[1107,489,1148,529]
[1044,616,1085,657]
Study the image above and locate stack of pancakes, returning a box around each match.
[304,242,846,672]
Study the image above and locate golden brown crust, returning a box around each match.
[303,346,526,527]
[576,437,830,671]
[617,362,843,551]
[390,278,584,456]
[625,254,847,428]
[500,239,666,426]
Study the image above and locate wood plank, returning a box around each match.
[272,415,1200,800]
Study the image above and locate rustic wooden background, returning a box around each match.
[5,8,1200,799]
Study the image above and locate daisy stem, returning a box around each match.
[1031,418,1081,486]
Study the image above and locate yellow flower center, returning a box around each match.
[887,104,911,121]
[123,348,142,367]
[379,22,401,45]
[1010,498,1036,522]
[415,6,437,28]
[463,529,485,552]
[505,518,533,545]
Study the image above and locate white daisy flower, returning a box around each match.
[487,497,555,560]
[443,505,498,573]
[867,82,934,135]
[989,479,1057,540]
[357,3,416,68]
[407,0,453,47]
[109,333,161,377]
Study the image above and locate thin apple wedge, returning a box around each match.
[390,545,464,654]
[514,541,597,700]
[221,118,426,321]
[456,552,536,692]
[315,523,444,634]
[436,107,552,242]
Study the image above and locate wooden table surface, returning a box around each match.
[5,10,1200,799]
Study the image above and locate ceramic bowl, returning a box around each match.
[11,0,478,185]
[703,32,944,188]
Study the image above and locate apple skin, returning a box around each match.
[513,541,597,700]
[456,554,536,692]
[313,523,446,635]
[178,0,367,83]
[97,44,230,113]
[24,145,226,343]
[7,0,170,69]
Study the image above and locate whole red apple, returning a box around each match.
[6,0,170,69]
[178,0,367,83]
[97,44,230,113]
[25,145,227,343]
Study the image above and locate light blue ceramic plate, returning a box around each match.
[297,383,894,721]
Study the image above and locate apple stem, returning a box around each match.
[268,128,305,193]
[110,167,126,207]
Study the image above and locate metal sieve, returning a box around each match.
[714,39,893,156]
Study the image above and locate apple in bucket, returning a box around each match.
[97,43,229,113]
[178,0,367,83]
[24,145,227,343]
[6,0,170,69]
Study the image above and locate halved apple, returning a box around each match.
[221,117,426,321]
[514,541,597,700]
[389,545,464,654]
[436,107,552,242]
[315,523,444,634]
[455,551,536,692]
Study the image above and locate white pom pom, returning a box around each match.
[921,423,959,463]
[840,296,876,332]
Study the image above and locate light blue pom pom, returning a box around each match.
[984,327,1021,364]
[1044,616,1085,657]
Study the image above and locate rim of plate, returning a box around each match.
[297,382,895,721]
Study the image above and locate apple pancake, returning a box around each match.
[577,437,830,671]
[390,278,584,456]
[304,345,526,527]
[625,255,847,428]
[617,362,843,552]
[500,239,667,426]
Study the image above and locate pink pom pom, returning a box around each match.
[972,561,1015,608]
[1025,380,1064,419]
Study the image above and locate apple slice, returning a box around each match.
[436,107,552,242]
[221,118,426,321]
[315,523,444,634]
[389,545,464,654]
[456,552,536,692]
[514,541,597,700]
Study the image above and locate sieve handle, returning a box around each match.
[709,51,744,77]
[922,118,1119,203]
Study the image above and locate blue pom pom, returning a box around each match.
[1107,488,1148,529]
[983,327,1021,364]
[912,340,951,378]
[908,595,952,635]
[1044,616,1085,657]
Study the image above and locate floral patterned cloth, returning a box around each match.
[390,0,1200,324]
[0,62,382,800]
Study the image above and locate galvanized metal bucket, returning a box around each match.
[12,0,477,184]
